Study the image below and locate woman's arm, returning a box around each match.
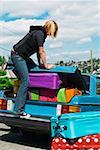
[37,51,41,66]
[38,47,55,69]
[39,47,47,68]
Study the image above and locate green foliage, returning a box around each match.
[0,77,13,90]
[0,56,5,66]
[0,70,7,76]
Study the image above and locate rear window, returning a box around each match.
[82,75,90,92]
[96,77,100,95]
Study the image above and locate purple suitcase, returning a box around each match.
[29,73,62,89]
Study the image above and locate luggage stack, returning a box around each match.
[29,73,61,102]
[29,72,82,102]
[51,134,100,149]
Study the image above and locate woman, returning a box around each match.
[11,20,58,116]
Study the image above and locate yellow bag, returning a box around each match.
[13,79,20,94]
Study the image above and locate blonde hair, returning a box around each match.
[43,20,58,38]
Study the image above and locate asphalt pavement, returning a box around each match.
[0,123,50,150]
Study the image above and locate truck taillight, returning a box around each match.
[0,98,7,110]
[61,105,80,114]
[56,105,80,115]
[68,106,80,113]
[61,105,69,114]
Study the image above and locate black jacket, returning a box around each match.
[13,26,47,59]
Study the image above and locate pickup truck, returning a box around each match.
[0,65,100,149]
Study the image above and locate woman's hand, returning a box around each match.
[46,64,55,69]
[39,63,55,69]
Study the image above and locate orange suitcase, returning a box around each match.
[66,88,82,102]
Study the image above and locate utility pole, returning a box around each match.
[90,50,93,73]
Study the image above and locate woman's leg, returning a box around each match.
[11,53,29,113]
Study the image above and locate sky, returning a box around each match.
[0,0,100,63]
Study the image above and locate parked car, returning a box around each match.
[0,65,100,149]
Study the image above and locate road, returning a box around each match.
[0,123,50,150]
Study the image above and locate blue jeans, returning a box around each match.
[11,52,29,112]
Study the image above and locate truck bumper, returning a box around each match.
[0,111,51,133]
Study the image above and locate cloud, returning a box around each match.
[0,0,99,61]
[77,37,92,44]
[49,41,63,48]
[0,19,45,49]
[1,1,99,40]
[46,50,91,63]
[0,0,61,18]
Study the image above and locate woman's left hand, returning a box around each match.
[46,64,55,69]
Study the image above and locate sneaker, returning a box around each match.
[20,112,31,119]
[13,111,31,118]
